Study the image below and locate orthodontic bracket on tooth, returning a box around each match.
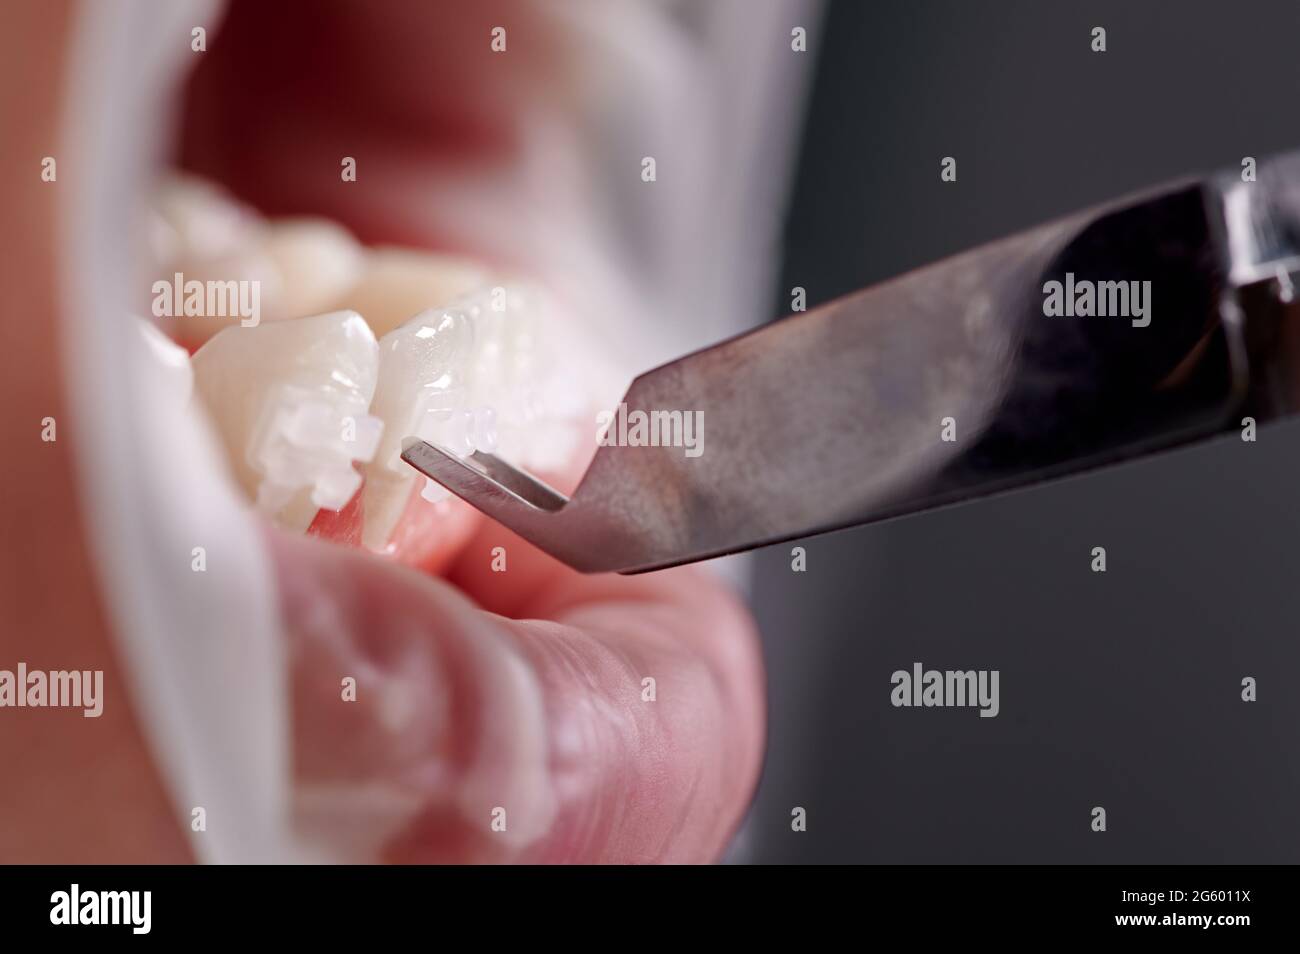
[249,384,384,513]
[380,387,500,504]
[413,405,499,503]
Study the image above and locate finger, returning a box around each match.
[270,525,764,863]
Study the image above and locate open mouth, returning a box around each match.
[3,0,775,867]
[137,4,603,572]
[146,173,587,568]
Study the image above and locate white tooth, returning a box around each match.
[330,246,490,339]
[153,174,266,264]
[360,283,585,551]
[149,178,365,345]
[360,302,475,550]
[262,218,364,321]
[149,175,285,347]
[419,478,451,504]
[152,254,285,347]
[191,310,383,532]
[472,406,498,453]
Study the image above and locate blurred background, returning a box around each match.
[744,0,1300,863]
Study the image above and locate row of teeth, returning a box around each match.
[144,175,587,551]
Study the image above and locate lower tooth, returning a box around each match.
[419,479,451,504]
[360,283,579,552]
[472,406,498,453]
[191,310,383,532]
[249,384,382,512]
[360,303,474,551]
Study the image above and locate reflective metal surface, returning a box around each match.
[404,153,1300,574]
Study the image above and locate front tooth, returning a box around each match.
[361,303,477,550]
[191,310,383,532]
[330,246,490,339]
[359,283,583,552]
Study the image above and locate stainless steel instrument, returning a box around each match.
[404,152,1300,573]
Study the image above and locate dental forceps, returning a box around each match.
[403,151,1300,574]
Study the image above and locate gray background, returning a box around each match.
[745,0,1300,863]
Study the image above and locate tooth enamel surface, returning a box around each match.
[361,305,474,549]
[148,176,280,345]
[191,311,383,532]
[152,254,285,345]
[329,247,490,339]
[360,284,581,551]
[152,174,266,264]
[149,179,366,345]
[149,177,487,350]
[262,218,364,321]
